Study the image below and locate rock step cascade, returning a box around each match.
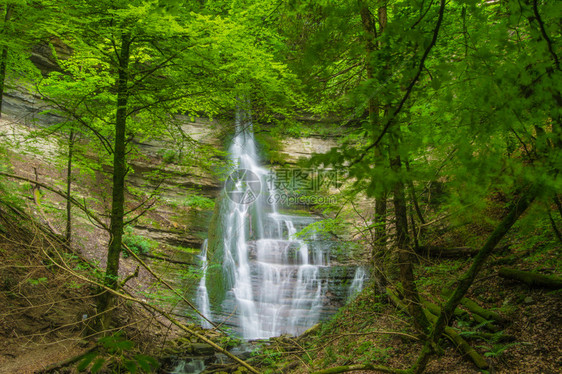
[197,111,364,339]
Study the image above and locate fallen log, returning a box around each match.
[442,325,489,370]
[300,323,321,338]
[272,360,300,374]
[416,246,479,258]
[424,297,500,332]
[422,299,468,320]
[499,268,562,289]
[141,252,193,265]
[387,288,488,370]
[442,288,507,324]
[460,331,515,343]
[469,312,501,332]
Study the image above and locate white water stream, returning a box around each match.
[197,113,330,339]
[196,112,365,339]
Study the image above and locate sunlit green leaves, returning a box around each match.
[284,0,561,239]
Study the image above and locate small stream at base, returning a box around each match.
[170,359,206,374]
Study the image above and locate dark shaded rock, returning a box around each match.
[30,38,72,74]
[191,343,215,356]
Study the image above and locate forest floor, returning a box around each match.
[283,268,561,374]
[0,200,187,373]
[3,200,561,374]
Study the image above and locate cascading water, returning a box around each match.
[196,111,363,339]
[196,240,212,329]
[347,267,367,300]
[195,112,326,339]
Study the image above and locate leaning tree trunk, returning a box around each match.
[412,186,537,373]
[97,32,131,332]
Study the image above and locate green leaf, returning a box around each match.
[134,354,159,371]
[124,359,138,373]
[77,352,97,371]
[114,339,135,351]
[90,358,106,373]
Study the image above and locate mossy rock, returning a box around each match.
[206,194,231,307]
[192,343,214,355]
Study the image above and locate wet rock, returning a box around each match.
[191,343,214,355]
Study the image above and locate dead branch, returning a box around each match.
[122,243,220,331]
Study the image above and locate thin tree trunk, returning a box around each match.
[97,32,131,332]
[65,129,75,243]
[0,4,14,117]
[391,144,430,334]
[553,194,562,220]
[409,204,420,251]
[548,211,562,243]
[373,5,389,290]
[405,160,426,225]
[373,193,388,287]
[405,160,425,250]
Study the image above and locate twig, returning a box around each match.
[532,0,560,70]
[0,172,108,230]
[122,243,220,331]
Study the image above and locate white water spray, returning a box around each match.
[197,112,330,339]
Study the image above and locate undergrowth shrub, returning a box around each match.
[122,227,157,257]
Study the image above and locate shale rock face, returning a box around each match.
[2,82,337,253]
[280,136,335,165]
[30,38,73,74]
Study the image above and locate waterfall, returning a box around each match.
[347,267,367,300]
[197,111,332,339]
[196,240,212,329]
